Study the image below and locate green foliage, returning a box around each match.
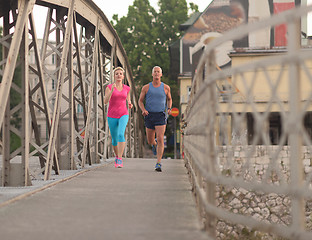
[10,66,22,130]
[111,0,199,108]
[1,25,23,125]
[112,0,158,90]
[155,0,189,107]
[0,26,22,151]
[112,1,199,153]
[189,2,199,12]
[10,132,21,153]
[156,0,188,67]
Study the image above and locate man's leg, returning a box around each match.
[146,127,157,155]
[155,125,166,163]
[146,127,156,146]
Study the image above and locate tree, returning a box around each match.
[112,0,198,103]
[154,0,189,108]
[0,26,22,152]
[154,0,188,73]
[111,0,199,154]
[112,0,158,89]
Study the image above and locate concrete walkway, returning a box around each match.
[0,158,209,240]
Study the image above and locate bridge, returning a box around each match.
[1,0,312,239]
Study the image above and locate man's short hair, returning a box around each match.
[152,66,162,74]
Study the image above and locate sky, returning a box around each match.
[30,0,212,38]
[92,0,213,20]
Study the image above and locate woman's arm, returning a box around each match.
[104,83,115,104]
[127,89,133,109]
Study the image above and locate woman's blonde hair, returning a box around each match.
[113,66,125,74]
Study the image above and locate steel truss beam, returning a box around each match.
[0,0,142,185]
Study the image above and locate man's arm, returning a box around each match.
[138,85,149,116]
[165,84,172,115]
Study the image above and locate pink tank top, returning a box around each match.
[107,84,130,118]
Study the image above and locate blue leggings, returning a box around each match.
[107,115,129,146]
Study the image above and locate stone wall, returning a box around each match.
[214,146,312,239]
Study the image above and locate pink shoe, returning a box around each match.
[117,158,123,168]
[114,158,118,168]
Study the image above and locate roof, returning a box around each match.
[179,12,202,31]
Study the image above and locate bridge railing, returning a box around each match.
[0,0,143,186]
[183,4,312,240]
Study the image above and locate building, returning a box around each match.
[170,0,312,149]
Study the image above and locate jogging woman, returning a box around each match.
[104,67,133,168]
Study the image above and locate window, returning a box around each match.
[247,112,283,145]
[187,86,191,101]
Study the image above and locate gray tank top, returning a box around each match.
[145,82,166,112]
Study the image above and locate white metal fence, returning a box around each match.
[183,5,312,240]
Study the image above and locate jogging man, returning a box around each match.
[138,66,172,172]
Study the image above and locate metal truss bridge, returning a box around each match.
[0,0,143,184]
[1,1,312,240]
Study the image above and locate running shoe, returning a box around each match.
[114,158,118,168]
[152,139,157,155]
[117,158,123,168]
[155,163,162,172]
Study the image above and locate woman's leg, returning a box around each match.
[116,115,129,158]
[107,117,119,157]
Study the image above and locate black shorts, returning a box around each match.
[144,112,167,130]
